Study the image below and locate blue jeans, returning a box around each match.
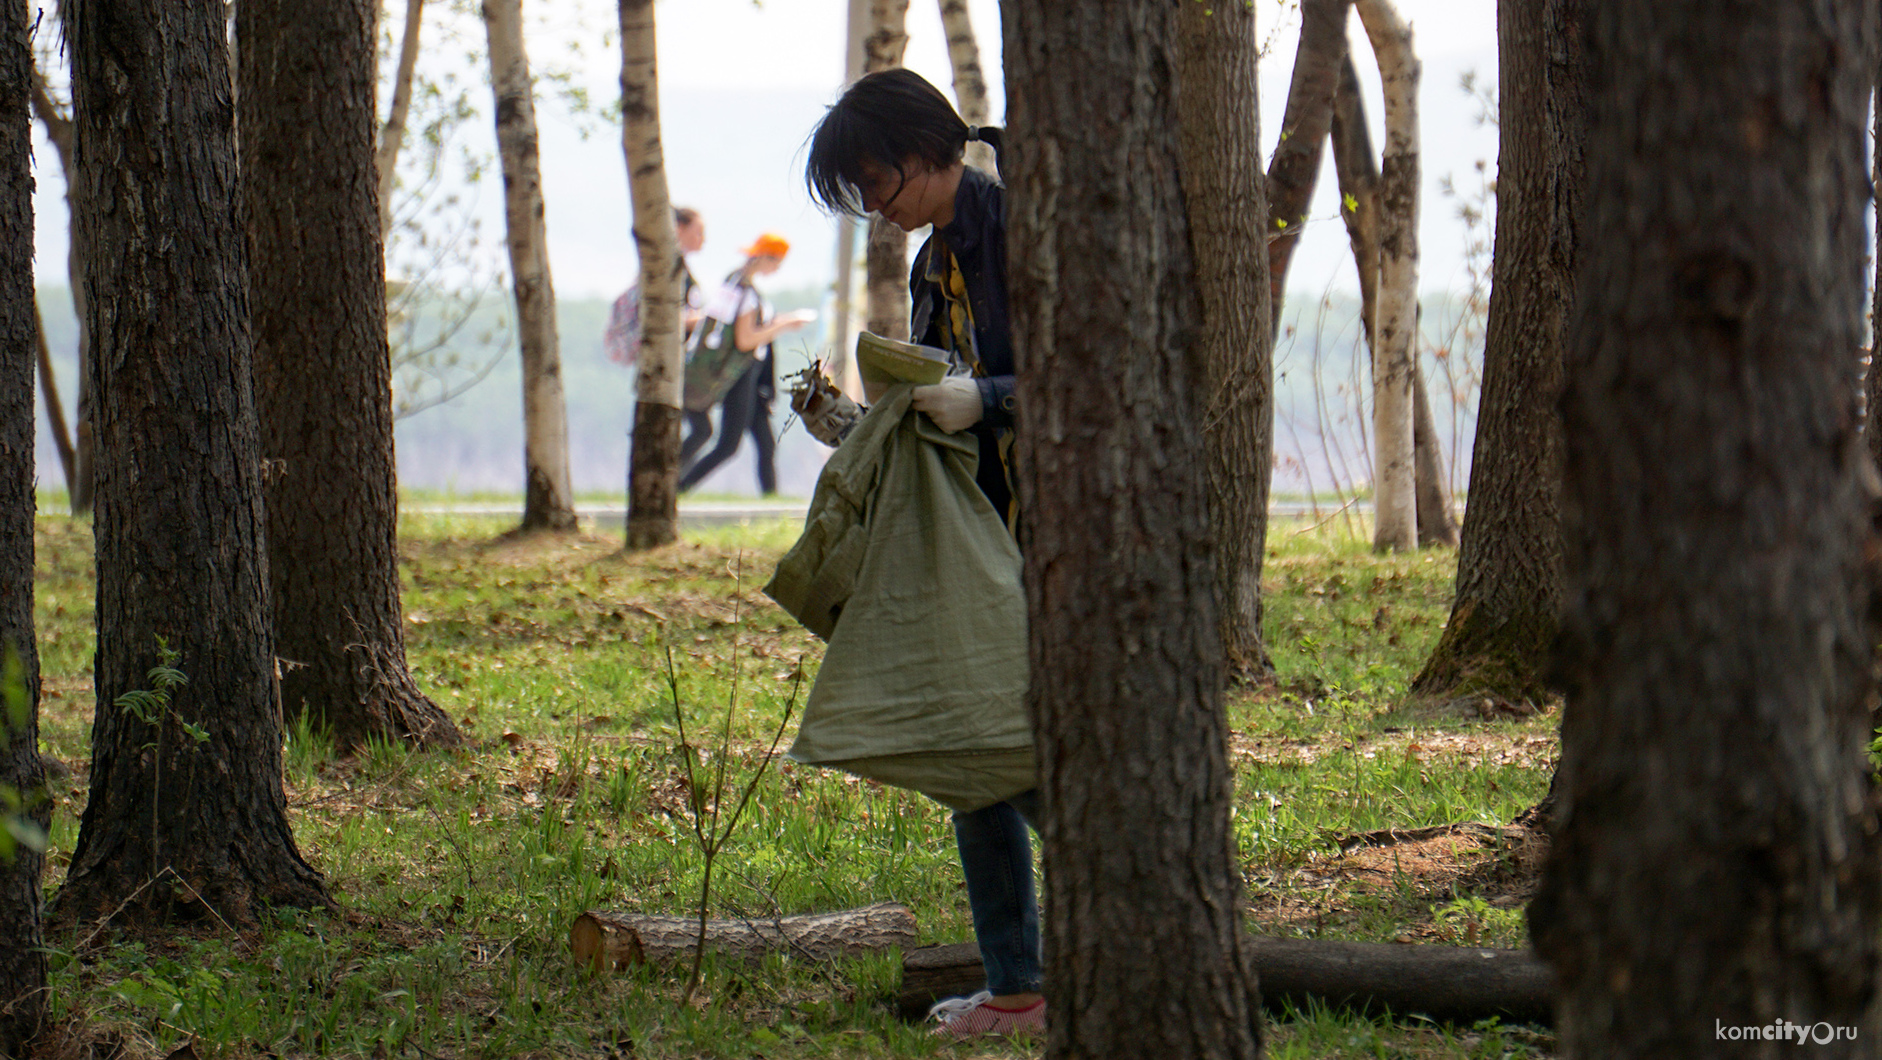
[952,789,1041,996]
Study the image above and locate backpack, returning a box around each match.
[603,286,641,366]
[682,280,758,413]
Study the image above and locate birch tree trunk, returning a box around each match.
[1265,0,1350,333]
[1412,0,1581,705]
[483,0,577,533]
[377,0,426,238]
[1175,0,1273,683]
[1532,1,1882,1052]
[863,0,910,342]
[0,0,42,1046]
[1007,0,1262,1054]
[938,0,995,174]
[1352,0,1417,552]
[829,0,867,396]
[620,0,684,551]
[240,0,463,751]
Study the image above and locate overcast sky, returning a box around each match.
[29,0,1500,302]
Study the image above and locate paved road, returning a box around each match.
[409,498,1369,530]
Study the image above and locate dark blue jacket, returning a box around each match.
[910,166,1015,516]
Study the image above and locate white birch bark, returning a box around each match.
[482,0,576,531]
[619,0,683,548]
[1354,0,1419,552]
[938,0,995,174]
[830,0,868,395]
[863,0,910,342]
[377,0,426,237]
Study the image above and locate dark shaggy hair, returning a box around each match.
[807,69,996,217]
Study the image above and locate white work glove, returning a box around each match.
[911,376,984,433]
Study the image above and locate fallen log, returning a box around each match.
[571,901,918,973]
[898,935,1554,1027]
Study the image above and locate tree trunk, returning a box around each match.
[483,0,577,534]
[1530,2,1882,1054]
[1872,54,1882,469]
[862,0,910,342]
[1175,0,1273,684]
[899,937,1554,1026]
[36,300,75,496]
[1410,360,1458,546]
[1352,0,1418,553]
[1006,2,1261,1056]
[30,63,93,516]
[58,0,331,929]
[376,0,426,238]
[1411,0,1581,705]
[620,0,684,551]
[571,902,917,971]
[938,0,995,174]
[1265,0,1350,333]
[0,0,42,1047]
[240,0,463,751]
[827,0,868,398]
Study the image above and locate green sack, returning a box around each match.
[682,287,755,413]
[764,387,1033,810]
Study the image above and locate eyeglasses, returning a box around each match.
[856,166,910,215]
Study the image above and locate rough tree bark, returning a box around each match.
[1175,0,1273,683]
[1411,0,1581,705]
[1529,1,1882,1054]
[0,0,43,1047]
[1329,46,1456,548]
[240,0,463,750]
[862,0,911,342]
[938,0,995,174]
[376,0,426,237]
[1264,0,1350,333]
[30,64,93,515]
[620,0,685,551]
[1006,2,1261,1055]
[58,0,330,928]
[1872,45,1882,469]
[1351,0,1417,552]
[483,0,577,533]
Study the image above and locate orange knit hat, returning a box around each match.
[742,232,791,259]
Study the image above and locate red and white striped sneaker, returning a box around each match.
[927,991,1048,1040]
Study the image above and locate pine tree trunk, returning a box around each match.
[937,0,995,174]
[862,0,910,342]
[1871,57,1882,470]
[1352,0,1418,553]
[1411,0,1580,705]
[620,0,684,551]
[58,0,330,928]
[376,0,426,238]
[1175,0,1273,684]
[240,0,463,751]
[1531,2,1882,1053]
[1265,0,1350,333]
[0,0,43,1046]
[30,66,92,516]
[483,0,577,533]
[1006,2,1262,1055]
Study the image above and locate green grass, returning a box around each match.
[28,512,1559,1059]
